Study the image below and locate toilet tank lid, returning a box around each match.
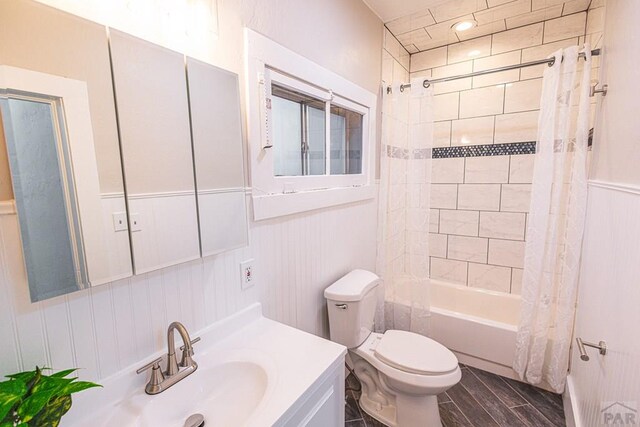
[324,270,380,302]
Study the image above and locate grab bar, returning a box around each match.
[576,338,607,361]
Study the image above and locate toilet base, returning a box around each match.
[359,390,442,427]
[353,354,444,427]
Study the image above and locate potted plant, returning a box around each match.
[0,366,100,427]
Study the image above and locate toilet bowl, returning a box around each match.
[325,270,461,427]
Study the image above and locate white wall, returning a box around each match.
[0,0,381,382]
[32,0,383,95]
[568,1,640,425]
[589,0,640,186]
[0,198,376,381]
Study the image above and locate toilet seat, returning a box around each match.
[374,330,458,375]
[353,332,461,398]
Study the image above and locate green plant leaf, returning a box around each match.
[16,390,57,422]
[27,367,43,391]
[30,376,73,395]
[18,375,75,422]
[0,378,26,395]
[3,367,99,425]
[49,369,78,379]
[5,369,36,383]
[0,379,27,421]
[30,394,72,427]
[60,381,101,395]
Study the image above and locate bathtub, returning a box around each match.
[428,280,521,379]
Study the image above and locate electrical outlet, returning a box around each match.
[112,212,128,232]
[130,213,142,232]
[240,259,255,290]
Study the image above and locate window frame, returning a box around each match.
[269,70,330,177]
[245,29,376,220]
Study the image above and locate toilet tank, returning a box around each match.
[324,270,381,349]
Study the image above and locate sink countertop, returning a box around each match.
[62,303,346,426]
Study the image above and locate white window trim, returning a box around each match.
[245,29,377,220]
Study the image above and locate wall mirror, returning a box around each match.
[109,30,201,274]
[0,67,132,301]
[186,57,248,256]
[0,0,249,301]
[0,0,133,302]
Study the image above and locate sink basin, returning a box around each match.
[63,304,346,427]
[106,361,268,427]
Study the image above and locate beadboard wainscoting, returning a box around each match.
[127,191,201,274]
[98,193,133,284]
[566,181,640,427]
[0,195,377,382]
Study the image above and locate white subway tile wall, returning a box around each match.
[407,5,604,294]
[385,0,593,53]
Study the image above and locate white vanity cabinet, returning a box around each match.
[62,304,347,427]
[276,360,346,427]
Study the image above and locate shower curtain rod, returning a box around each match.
[391,48,601,93]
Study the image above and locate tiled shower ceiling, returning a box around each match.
[386,0,592,53]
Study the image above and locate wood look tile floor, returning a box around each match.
[345,365,566,427]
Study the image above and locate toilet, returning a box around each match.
[325,270,461,427]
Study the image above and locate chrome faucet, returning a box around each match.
[136,321,200,395]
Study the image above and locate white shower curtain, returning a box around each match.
[376,78,434,336]
[514,45,592,393]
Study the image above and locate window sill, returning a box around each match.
[251,185,376,221]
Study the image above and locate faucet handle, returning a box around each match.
[179,337,200,368]
[136,357,164,374]
[179,336,201,352]
[136,357,165,394]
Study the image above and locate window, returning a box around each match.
[246,30,377,219]
[330,105,363,175]
[269,77,364,178]
[272,84,326,176]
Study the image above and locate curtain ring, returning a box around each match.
[423,80,431,88]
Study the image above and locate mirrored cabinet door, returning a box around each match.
[0,0,133,301]
[109,30,200,274]
[186,58,248,256]
[1,94,88,300]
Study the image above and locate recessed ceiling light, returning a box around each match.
[452,20,477,32]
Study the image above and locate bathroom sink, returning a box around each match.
[128,361,268,427]
[63,304,346,427]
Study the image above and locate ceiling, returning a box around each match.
[362,0,450,22]
[367,0,591,53]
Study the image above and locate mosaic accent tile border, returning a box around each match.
[385,141,538,160]
[384,145,432,159]
[433,141,536,159]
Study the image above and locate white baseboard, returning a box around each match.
[563,374,581,427]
